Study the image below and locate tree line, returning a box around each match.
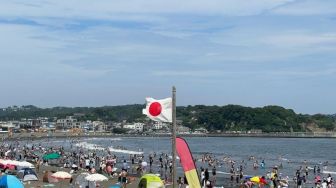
[0,104,335,132]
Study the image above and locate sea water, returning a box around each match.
[29,136,336,187]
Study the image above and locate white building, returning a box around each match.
[93,121,106,132]
[56,116,80,129]
[123,123,144,132]
[193,127,208,134]
[177,126,191,134]
[153,122,164,130]
[0,122,15,133]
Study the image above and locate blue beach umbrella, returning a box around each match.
[244,176,252,180]
[0,175,24,188]
[109,184,122,188]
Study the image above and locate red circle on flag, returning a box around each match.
[149,102,162,116]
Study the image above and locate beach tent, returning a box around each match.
[0,175,24,188]
[138,174,164,188]
[17,168,39,181]
[43,152,61,160]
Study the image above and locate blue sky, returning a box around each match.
[0,0,335,114]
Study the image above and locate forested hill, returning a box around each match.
[0,105,335,132]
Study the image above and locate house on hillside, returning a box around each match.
[123,123,144,132]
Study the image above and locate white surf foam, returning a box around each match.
[108,147,143,155]
[75,142,105,150]
[323,171,336,174]
[81,138,122,141]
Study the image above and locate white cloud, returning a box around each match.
[261,32,336,48]
[0,0,293,19]
[0,24,112,80]
[272,0,336,15]
[152,68,336,78]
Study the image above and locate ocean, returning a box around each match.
[27,136,336,187]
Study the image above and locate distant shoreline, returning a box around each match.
[1,131,336,140]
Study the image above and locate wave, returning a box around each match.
[75,142,106,150]
[216,171,231,175]
[81,137,122,141]
[323,171,336,174]
[108,147,143,155]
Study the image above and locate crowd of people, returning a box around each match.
[0,138,334,188]
[193,153,334,188]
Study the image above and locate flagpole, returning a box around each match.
[172,86,177,188]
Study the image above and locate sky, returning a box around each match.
[0,0,335,114]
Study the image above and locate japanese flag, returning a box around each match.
[143,97,172,123]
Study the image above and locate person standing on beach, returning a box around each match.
[205,168,210,185]
[149,155,153,172]
[230,167,234,182]
[212,166,216,185]
[297,176,303,188]
[122,160,128,171]
[36,159,40,173]
[177,177,183,188]
[200,168,205,186]
[121,169,128,188]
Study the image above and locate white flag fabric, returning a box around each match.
[143,97,172,123]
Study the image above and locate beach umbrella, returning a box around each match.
[0,160,20,166]
[51,171,72,179]
[0,175,24,188]
[0,160,16,170]
[141,161,148,167]
[43,153,61,160]
[250,176,266,184]
[0,159,9,165]
[259,177,267,184]
[43,171,59,183]
[250,176,260,183]
[85,173,108,182]
[5,160,20,166]
[18,161,34,168]
[109,184,122,188]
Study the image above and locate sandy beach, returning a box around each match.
[23,164,141,188]
[1,136,335,188]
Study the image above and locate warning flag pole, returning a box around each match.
[172,86,177,188]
